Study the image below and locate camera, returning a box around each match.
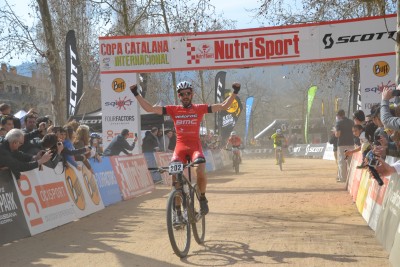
[392,90,400,96]
[367,151,378,167]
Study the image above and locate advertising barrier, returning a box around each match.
[0,170,30,244]
[89,157,122,206]
[153,152,173,186]
[110,154,155,200]
[291,143,326,158]
[15,166,77,236]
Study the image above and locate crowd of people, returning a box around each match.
[328,86,400,184]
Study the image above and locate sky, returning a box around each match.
[1,0,263,66]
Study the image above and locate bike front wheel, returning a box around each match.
[166,189,191,258]
[190,183,206,244]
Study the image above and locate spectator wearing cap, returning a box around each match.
[335,109,354,182]
[142,127,160,152]
[0,128,52,180]
[103,129,138,156]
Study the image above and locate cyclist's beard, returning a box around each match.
[181,98,192,108]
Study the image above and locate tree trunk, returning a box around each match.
[37,0,65,125]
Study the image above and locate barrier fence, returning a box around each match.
[2,144,400,266]
[0,149,231,245]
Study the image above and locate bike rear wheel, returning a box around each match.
[233,155,239,174]
[166,189,191,257]
[190,183,206,244]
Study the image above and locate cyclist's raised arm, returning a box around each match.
[130,84,163,115]
[211,82,240,113]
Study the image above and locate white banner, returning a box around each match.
[101,74,140,152]
[360,55,396,113]
[100,15,396,73]
[14,166,77,236]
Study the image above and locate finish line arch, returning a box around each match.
[99,14,396,149]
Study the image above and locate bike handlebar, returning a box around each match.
[148,158,206,173]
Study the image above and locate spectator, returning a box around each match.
[0,129,52,180]
[157,128,166,151]
[37,133,64,169]
[328,127,338,165]
[103,129,137,156]
[0,127,6,137]
[1,115,14,133]
[142,127,160,152]
[62,126,83,171]
[89,132,102,162]
[344,124,370,169]
[22,114,38,133]
[335,109,354,182]
[168,130,176,152]
[352,110,365,147]
[0,103,11,116]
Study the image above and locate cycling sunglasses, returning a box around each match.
[179,92,192,97]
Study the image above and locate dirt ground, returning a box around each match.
[0,157,392,266]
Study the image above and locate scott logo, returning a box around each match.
[323,31,396,49]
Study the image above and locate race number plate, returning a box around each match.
[169,162,183,174]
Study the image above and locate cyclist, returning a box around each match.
[225,131,242,164]
[269,129,287,165]
[130,80,241,218]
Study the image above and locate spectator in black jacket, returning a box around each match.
[103,129,137,156]
[0,129,52,180]
[142,127,160,152]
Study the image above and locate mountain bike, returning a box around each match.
[226,147,240,174]
[148,157,206,258]
[276,146,283,171]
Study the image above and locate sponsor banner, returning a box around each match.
[89,157,122,206]
[291,143,326,157]
[375,169,400,252]
[363,176,389,231]
[101,73,140,151]
[110,154,155,200]
[355,170,371,214]
[203,149,216,172]
[347,152,363,198]
[153,152,173,185]
[0,170,30,244]
[100,15,396,73]
[214,71,226,134]
[66,30,83,117]
[14,166,77,236]
[360,55,395,113]
[322,142,335,161]
[64,164,105,219]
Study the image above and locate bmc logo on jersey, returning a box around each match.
[176,119,197,125]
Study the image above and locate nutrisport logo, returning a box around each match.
[186,42,215,64]
[322,31,396,49]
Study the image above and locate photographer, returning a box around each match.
[37,133,64,169]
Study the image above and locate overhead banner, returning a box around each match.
[214,71,226,135]
[99,15,396,73]
[245,96,254,144]
[66,30,84,118]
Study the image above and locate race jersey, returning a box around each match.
[227,135,242,147]
[270,133,285,147]
[165,104,210,143]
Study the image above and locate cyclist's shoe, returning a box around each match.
[200,197,209,215]
[173,215,185,228]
